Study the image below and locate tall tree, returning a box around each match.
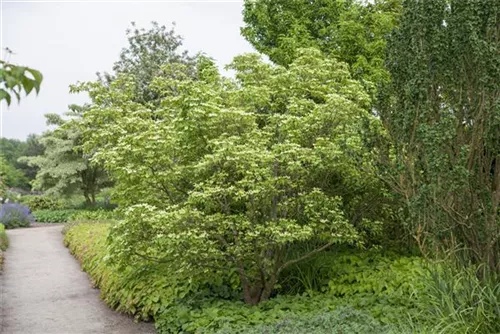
[98,21,197,105]
[241,0,401,91]
[382,0,500,271]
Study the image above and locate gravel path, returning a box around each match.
[0,225,155,334]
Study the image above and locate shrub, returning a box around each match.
[0,203,34,228]
[64,222,428,334]
[32,209,77,223]
[19,195,63,211]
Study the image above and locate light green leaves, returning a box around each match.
[80,47,383,304]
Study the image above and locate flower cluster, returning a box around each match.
[0,203,34,228]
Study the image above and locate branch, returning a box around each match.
[277,240,334,276]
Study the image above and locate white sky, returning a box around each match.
[1,0,255,140]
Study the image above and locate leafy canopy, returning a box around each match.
[78,48,382,304]
[241,0,401,91]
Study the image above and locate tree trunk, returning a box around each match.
[83,191,91,205]
[240,272,277,305]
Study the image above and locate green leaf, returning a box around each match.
[22,77,35,95]
[0,88,11,106]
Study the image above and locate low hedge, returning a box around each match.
[33,208,119,224]
[64,222,210,324]
[19,195,63,211]
[0,224,9,269]
[32,209,78,223]
[64,222,426,333]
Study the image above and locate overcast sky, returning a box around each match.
[1,0,255,140]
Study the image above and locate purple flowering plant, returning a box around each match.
[0,203,34,228]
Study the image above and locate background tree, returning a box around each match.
[18,134,45,181]
[381,0,500,271]
[0,136,43,190]
[98,21,197,105]
[241,0,401,91]
[0,156,28,189]
[20,107,109,205]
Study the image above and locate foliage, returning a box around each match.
[216,307,395,334]
[63,222,236,323]
[418,264,500,334]
[64,222,427,333]
[0,224,6,269]
[155,291,418,334]
[20,107,110,205]
[279,248,424,297]
[69,209,120,221]
[32,209,77,223]
[18,134,45,181]
[241,0,401,91]
[19,195,63,211]
[0,156,29,189]
[381,0,500,271]
[0,58,43,106]
[0,138,26,169]
[98,21,197,105]
[76,48,390,304]
[0,223,9,251]
[0,203,33,228]
[0,135,44,190]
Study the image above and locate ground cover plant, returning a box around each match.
[64,221,428,333]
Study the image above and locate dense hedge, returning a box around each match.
[64,222,428,333]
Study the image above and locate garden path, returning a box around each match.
[0,225,155,334]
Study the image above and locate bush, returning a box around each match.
[64,222,428,334]
[0,203,34,228]
[32,209,77,223]
[19,195,63,211]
